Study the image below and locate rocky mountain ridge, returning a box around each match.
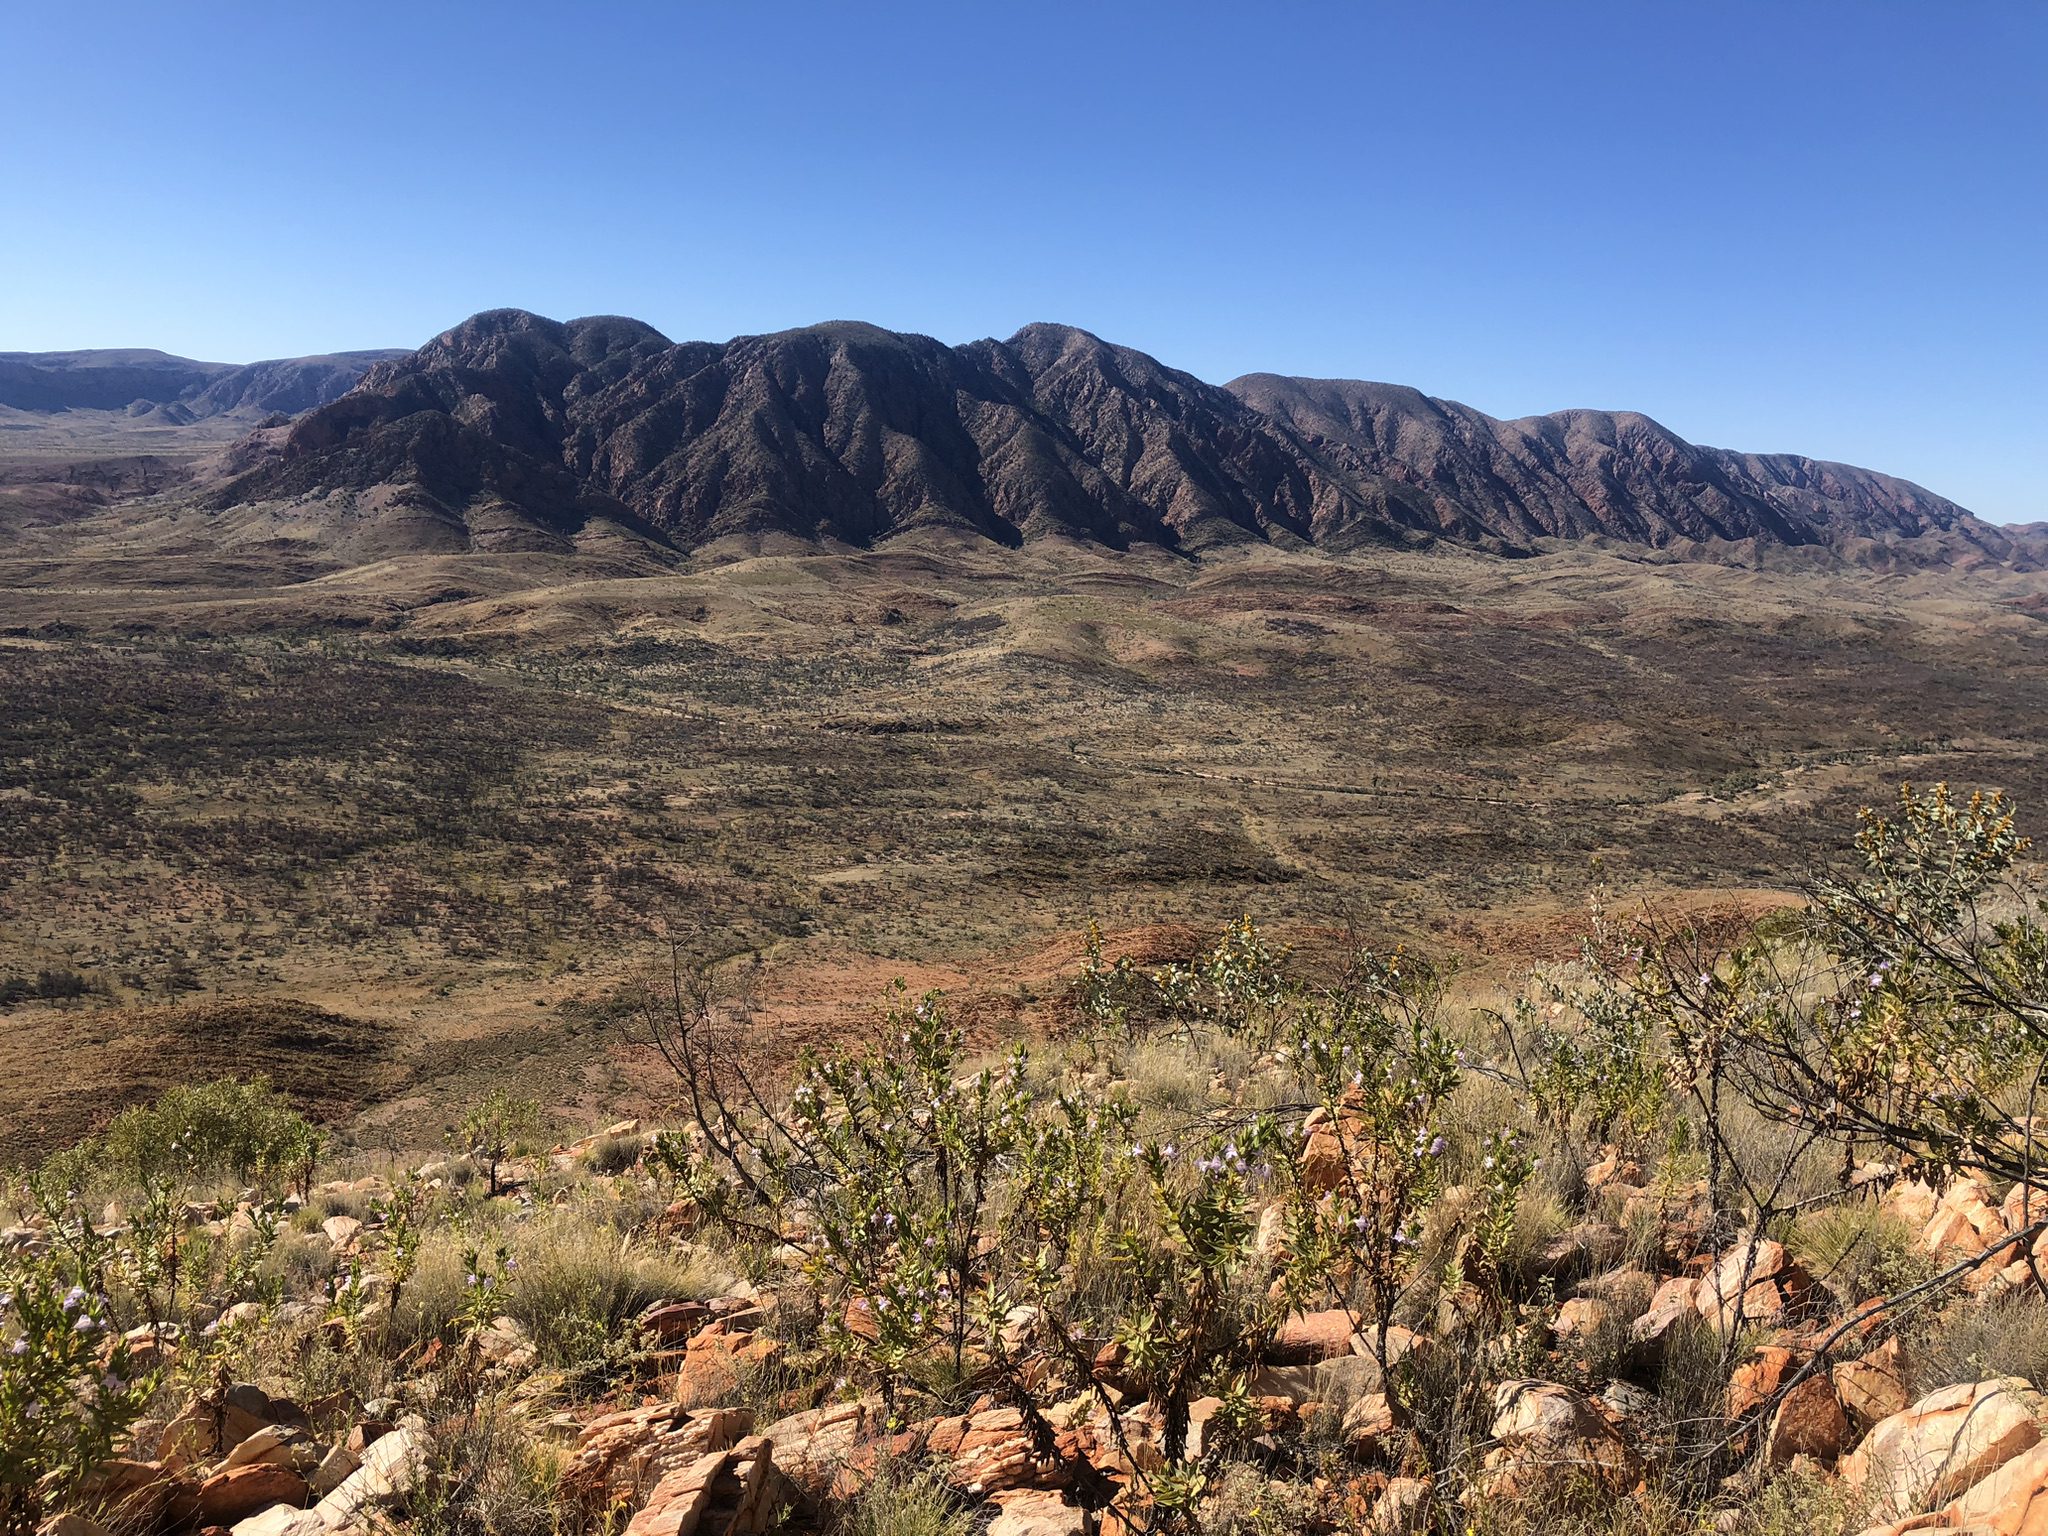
[128,308,2029,565]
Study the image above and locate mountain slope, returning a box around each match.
[201,309,2021,566]
[1227,374,1991,554]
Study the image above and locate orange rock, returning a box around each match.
[1268,1308,1361,1363]
[1837,1343,1911,1432]
[756,1399,885,1501]
[622,1436,786,1536]
[1936,1435,2048,1533]
[1843,1378,2047,1521]
[1628,1276,1701,1364]
[562,1403,754,1501]
[1481,1379,1642,1507]
[196,1464,307,1526]
[1697,1239,1824,1333]
[1923,1178,2009,1265]
[1765,1374,1851,1465]
[1553,1297,1614,1349]
[986,1488,1088,1536]
[1584,1147,1643,1193]
[1728,1346,1799,1422]
[1298,1118,1347,1195]
[672,1326,780,1410]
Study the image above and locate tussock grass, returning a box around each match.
[1906,1293,2048,1395]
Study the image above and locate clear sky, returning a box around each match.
[2,2,2041,521]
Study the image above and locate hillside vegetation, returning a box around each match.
[11,786,2048,1535]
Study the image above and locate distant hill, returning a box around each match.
[151,308,2026,566]
[0,346,404,421]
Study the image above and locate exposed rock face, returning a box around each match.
[203,309,2021,567]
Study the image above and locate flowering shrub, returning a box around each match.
[1509,909,1669,1149]
[0,1258,156,1536]
[770,988,1034,1402]
[1270,951,1463,1424]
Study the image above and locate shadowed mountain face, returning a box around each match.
[204,309,2020,565]
[0,347,405,421]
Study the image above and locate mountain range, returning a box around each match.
[7,311,2026,567]
[0,346,405,423]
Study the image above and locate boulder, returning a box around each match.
[1764,1374,1851,1465]
[1529,1223,1629,1282]
[475,1314,536,1371]
[312,1419,427,1528]
[673,1324,780,1410]
[2002,1184,2048,1234]
[1884,1179,1942,1233]
[1579,1266,1658,1317]
[1584,1148,1643,1193]
[1553,1297,1615,1349]
[1934,1435,2048,1533]
[986,1488,1088,1536]
[1246,1363,1318,1408]
[1481,1379,1642,1507]
[1268,1308,1361,1363]
[159,1395,276,1469]
[197,1465,307,1526]
[924,1406,1070,1495]
[640,1300,711,1345]
[1842,1378,2048,1520]
[222,1425,306,1473]
[1342,1393,1395,1455]
[1297,1110,1348,1195]
[562,1403,754,1501]
[1628,1276,1702,1365]
[1923,1178,2008,1263]
[1369,1476,1430,1534]
[70,1461,181,1532]
[232,1507,311,1536]
[305,1445,359,1500]
[1728,1346,1798,1423]
[1697,1240,1824,1333]
[623,1437,787,1536]
[1836,1343,1911,1432]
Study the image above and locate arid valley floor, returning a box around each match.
[8,422,2048,1157]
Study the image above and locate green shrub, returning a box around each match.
[458,1090,541,1197]
[499,1205,732,1370]
[580,1132,645,1177]
[41,1077,321,1199]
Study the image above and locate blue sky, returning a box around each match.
[2,2,2041,521]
